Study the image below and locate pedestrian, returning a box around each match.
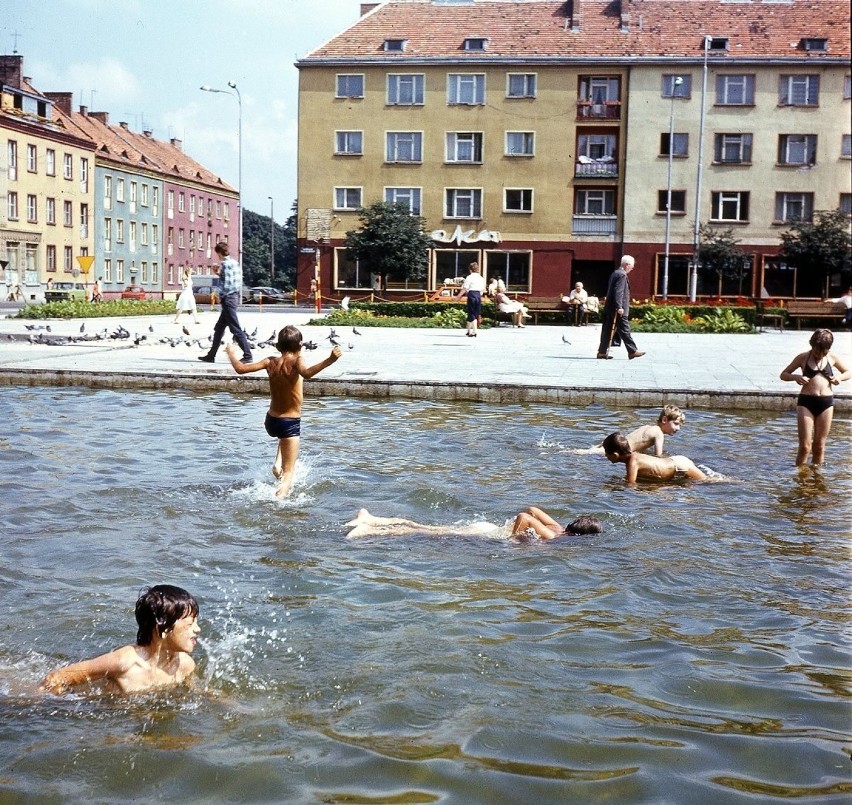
[455,261,487,337]
[597,255,645,360]
[174,265,200,325]
[198,242,252,364]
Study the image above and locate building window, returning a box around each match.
[445,188,482,219]
[660,132,688,157]
[574,188,615,216]
[116,178,125,202]
[711,191,750,222]
[778,134,817,166]
[104,218,112,250]
[153,187,159,214]
[842,134,852,159]
[80,203,89,238]
[178,191,185,212]
[116,219,124,243]
[80,158,89,191]
[63,246,73,272]
[578,76,620,118]
[657,189,687,214]
[716,75,755,105]
[336,74,364,98]
[385,187,422,215]
[63,153,73,179]
[178,228,185,248]
[463,37,488,51]
[845,76,852,99]
[141,222,149,245]
[141,184,149,207]
[216,200,222,218]
[713,133,753,164]
[167,190,174,215]
[386,131,422,162]
[46,148,55,176]
[662,75,691,98]
[779,75,819,106]
[507,73,536,98]
[387,74,424,105]
[104,258,112,282]
[384,38,407,52]
[335,131,363,155]
[505,131,534,156]
[334,187,362,210]
[448,74,485,105]
[152,262,159,284]
[775,192,814,223]
[7,140,17,180]
[129,181,137,208]
[46,197,56,225]
[129,221,136,250]
[46,245,56,272]
[117,259,125,283]
[104,175,112,206]
[7,191,18,220]
[152,224,159,246]
[141,261,148,283]
[26,194,37,222]
[840,193,852,216]
[63,200,73,227]
[26,143,37,172]
[446,132,483,163]
[801,37,827,52]
[504,188,533,213]
[484,251,531,292]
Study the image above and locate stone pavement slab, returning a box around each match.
[0,307,850,412]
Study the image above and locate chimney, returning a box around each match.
[620,11,630,32]
[170,137,183,151]
[119,121,129,130]
[143,129,153,138]
[79,105,88,116]
[45,92,73,115]
[360,3,379,14]
[90,111,108,124]
[0,55,23,88]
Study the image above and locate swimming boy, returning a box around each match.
[41,585,200,695]
[602,431,707,484]
[580,405,685,456]
[345,508,603,542]
[225,325,341,497]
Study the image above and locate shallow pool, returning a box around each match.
[0,387,850,803]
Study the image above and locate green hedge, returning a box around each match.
[16,300,176,320]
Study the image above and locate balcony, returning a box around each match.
[575,158,618,178]
[572,215,618,235]
[576,101,621,121]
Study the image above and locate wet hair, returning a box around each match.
[564,515,603,535]
[214,241,229,257]
[602,432,631,456]
[135,585,199,646]
[277,325,303,354]
[658,404,685,425]
[809,328,833,352]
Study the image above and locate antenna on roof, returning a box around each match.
[11,30,21,54]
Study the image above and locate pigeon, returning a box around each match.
[80,322,85,333]
[340,296,350,311]
[182,326,190,336]
[352,327,361,336]
[249,327,258,339]
[301,340,318,351]
[148,324,155,333]
[562,334,572,344]
[327,328,339,342]
[328,335,340,347]
[347,343,355,350]
[134,334,147,346]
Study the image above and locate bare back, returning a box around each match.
[266,353,306,418]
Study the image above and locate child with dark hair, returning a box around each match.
[226,325,341,497]
[41,585,200,694]
[602,431,707,484]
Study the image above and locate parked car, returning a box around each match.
[120,285,148,301]
[45,282,87,303]
[249,286,289,304]
[193,285,219,305]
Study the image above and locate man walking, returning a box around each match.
[199,242,253,364]
[597,255,645,360]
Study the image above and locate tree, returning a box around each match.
[343,201,433,283]
[241,203,298,290]
[779,209,852,295]
[698,224,749,296]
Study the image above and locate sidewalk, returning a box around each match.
[0,306,850,411]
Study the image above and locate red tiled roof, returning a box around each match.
[301,0,850,61]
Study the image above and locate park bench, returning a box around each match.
[525,296,569,325]
[785,299,846,329]
[754,300,784,332]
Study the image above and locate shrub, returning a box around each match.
[692,308,751,333]
[16,299,176,320]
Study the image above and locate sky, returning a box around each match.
[3,0,363,221]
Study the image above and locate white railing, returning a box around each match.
[572,215,617,235]
[575,161,618,177]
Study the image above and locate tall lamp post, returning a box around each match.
[690,36,712,302]
[268,196,274,283]
[200,82,242,263]
[662,76,684,300]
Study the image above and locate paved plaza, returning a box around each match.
[0,305,850,412]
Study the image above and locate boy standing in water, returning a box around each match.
[226,325,341,497]
[602,432,707,483]
[41,585,200,694]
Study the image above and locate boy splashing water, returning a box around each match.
[41,585,200,695]
[226,325,341,497]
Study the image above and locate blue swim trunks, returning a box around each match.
[264,413,301,439]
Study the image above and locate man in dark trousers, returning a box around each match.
[597,255,645,360]
[199,241,253,364]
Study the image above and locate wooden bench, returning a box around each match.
[754,300,784,332]
[785,299,845,329]
[525,296,568,325]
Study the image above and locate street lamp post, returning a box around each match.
[200,82,242,264]
[690,36,712,302]
[268,196,274,283]
[662,76,684,300]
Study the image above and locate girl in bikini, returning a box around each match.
[780,328,851,466]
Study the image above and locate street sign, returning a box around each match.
[299,247,316,254]
[76,255,95,274]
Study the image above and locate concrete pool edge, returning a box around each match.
[2,367,849,412]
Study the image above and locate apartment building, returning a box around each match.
[295,0,850,301]
[0,57,95,303]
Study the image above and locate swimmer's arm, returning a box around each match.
[224,344,269,374]
[624,456,639,485]
[299,345,341,379]
[40,645,136,693]
[830,353,851,384]
[780,352,807,384]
